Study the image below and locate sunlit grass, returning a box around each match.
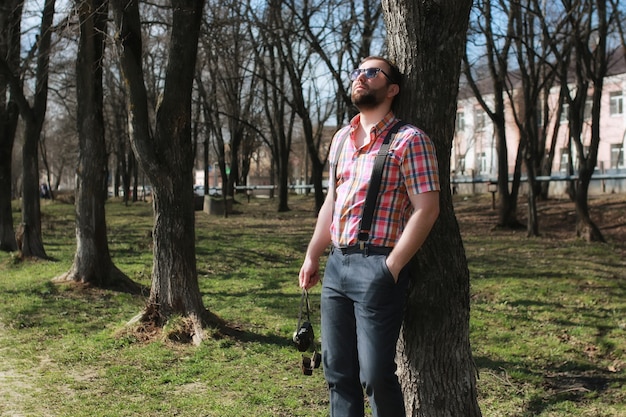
[1,194,625,416]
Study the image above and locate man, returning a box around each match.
[298,56,440,417]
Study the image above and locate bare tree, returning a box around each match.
[294,0,384,212]
[508,0,559,236]
[0,0,56,259]
[0,0,22,252]
[248,0,311,213]
[53,0,139,291]
[552,0,609,241]
[111,0,221,342]
[198,1,258,204]
[463,0,524,229]
[382,0,482,415]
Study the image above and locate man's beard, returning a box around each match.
[352,90,382,110]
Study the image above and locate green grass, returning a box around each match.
[1,195,625,416]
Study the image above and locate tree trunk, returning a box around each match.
[525,167,540,237]
[53,0,139,292]
[111,0,216,343]
[523,132,540,237]
[277,137,290,212]
[15,0,56,259]
[0,0,22,252]
[0,113,17,251]
[382,1,482,416]
[19,119,48,259]
[574,177,604,242]
[309,156,325,213]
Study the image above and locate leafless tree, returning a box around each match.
[244,0,384,212]
[463,0,524,229]
[546,0,610,241]
[111,0,222,342]
[53,0,139,291]
[0,0,22,252]
[508,0,560,236]
[0,0,56,259]
[197,1,259,205]
[382,0,482,415]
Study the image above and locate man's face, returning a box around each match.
[351,60,393,110]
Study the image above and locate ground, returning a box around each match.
[453,193,626,254]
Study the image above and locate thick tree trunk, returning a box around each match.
[0,0,22,252]
[574,175,605,242]
[111,0,215,342]
[0,123,17,251]
[16,0,56,259]
[382,1,482,416]
[148,185,206,329]
[53,0,139,292]
[495,126,522,229]
[0,97,18,251]
[277,145,290,212]
[19,124,48,259]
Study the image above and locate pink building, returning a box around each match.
[452,51,626,195]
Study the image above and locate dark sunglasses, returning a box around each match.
[349,67,394,83]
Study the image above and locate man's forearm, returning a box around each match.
[386,191,440,277]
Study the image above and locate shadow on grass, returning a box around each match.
[474,355,626,416]
[524,370,625,416]
[1,280,146,335]
[226,325,294,349]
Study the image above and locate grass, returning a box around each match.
[1,194,625,417]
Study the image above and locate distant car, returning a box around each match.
[194,185,219,196]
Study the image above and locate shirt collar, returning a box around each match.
[349,111,398,138]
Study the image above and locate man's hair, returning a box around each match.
[360,56,402,89]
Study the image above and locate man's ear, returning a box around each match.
[387,83,400,99]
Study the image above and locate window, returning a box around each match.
[478,152,488,174]
[456,111,465,132]
[559,148,570,172]
[611,143,625,168]
[610,91,624,116]
[475,109,486,131]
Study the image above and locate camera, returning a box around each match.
[301,351,322,375]
[293,289,322,375]
[292,321,314,352]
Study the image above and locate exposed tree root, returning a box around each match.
[123,304,241,346]
[52,264,147,295]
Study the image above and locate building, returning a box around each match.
[452,49,626,195]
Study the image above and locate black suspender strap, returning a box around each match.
[357,120,407,249]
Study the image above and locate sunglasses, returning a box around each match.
[349,67,394,83]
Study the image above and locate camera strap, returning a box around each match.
[297,289,311,329]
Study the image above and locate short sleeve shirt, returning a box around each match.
[328,112,440,248]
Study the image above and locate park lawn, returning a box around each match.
[0,194,625,417]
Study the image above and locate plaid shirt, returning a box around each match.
[329,112,440,248]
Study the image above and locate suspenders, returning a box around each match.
[331,120,408,249]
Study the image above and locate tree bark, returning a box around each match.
[111,0,216,342]
[382,1,482,416]
[53,0,140,292]
[0,0,22,252]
